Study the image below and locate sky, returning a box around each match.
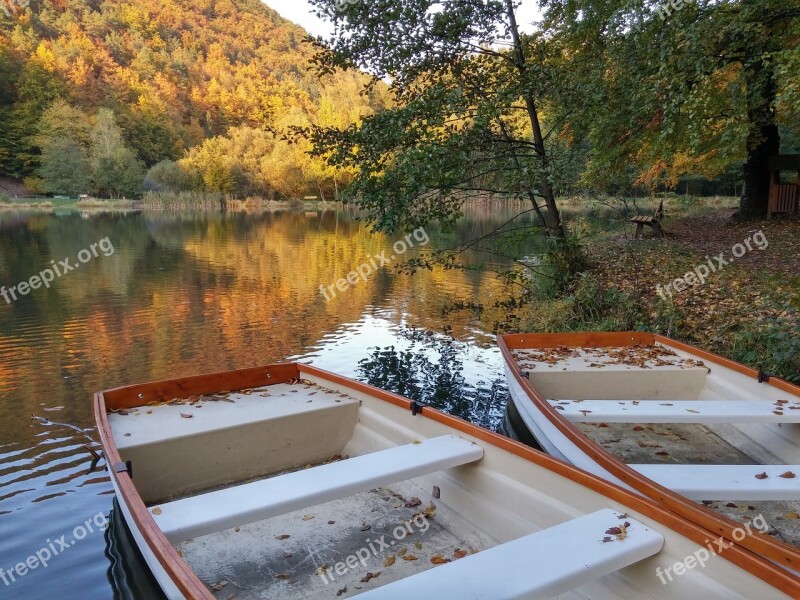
[263,1,542,38]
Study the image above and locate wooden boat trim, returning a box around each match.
[498,331,800,576]
[95,359,800,598]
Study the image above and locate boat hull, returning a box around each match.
[95,360,800,598]
[499,331,800,578]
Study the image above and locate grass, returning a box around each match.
[513,196,799,382]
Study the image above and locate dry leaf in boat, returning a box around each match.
[314,564,329,576]
[302,515,315,521]
[336,587,347,597]
[328,520,336,525]
[412,440,421,445]
[453,549,468,559]
[725,503,738,508]
[780,471,796,479]
[383,556,396,567]
[360,524,371,531]
[432,485,440,499]
[655,451,670,457]
[402,554,418,561]
[275,573,291,580]
[632,426,644,432]
[397,547,407,557]
[414,541,422,550]
[361,572,380,583]
[404,497,421,508]
[755,472,769,479]
[210,581,228,591]
[423,503,436,518]
[786,512,799,520]
[275,534,290,540]
[637,440,661,448]
[234,527,240,532]
[773,411,784,416]
[180,412,193,419]
[151,507,162,515]
[430,555,450,564]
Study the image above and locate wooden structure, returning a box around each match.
[630,199,664,238]
[768,155,800,218]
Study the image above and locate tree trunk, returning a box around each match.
[739,58,780,219]
[504,0,565,238]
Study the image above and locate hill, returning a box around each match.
[0,0,383,198]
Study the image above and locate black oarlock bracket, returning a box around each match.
[410,401,423,416]
[758,371,771,383]
[114,460,133,478]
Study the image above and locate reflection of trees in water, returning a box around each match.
[357,330,507,431]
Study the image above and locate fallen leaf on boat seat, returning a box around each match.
[275,573,291,580]
[402,554,418,561]
[361,572,380,582]
[755,472,768,479]
[430,554,450,564]
[453,549,468,559]
[780,471,796,479]
[302,514,314,521]
[275,534,290,540]
[384,556,395,567]
[151,507,162,515]
[404,497,421,508]
[785,512,799,520]
[180,412,193,418]
[210,581,228,591]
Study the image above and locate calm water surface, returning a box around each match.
[0,203,557,599]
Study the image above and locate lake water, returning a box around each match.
[0,203,553,599]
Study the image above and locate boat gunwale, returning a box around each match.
[498,330,800,587]
[95,357,800,598]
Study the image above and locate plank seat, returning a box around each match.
[357,509,664,599]
[632,464,800,501]
[151,435,483,543]
[630,215,656,224]
[548,398,800,424]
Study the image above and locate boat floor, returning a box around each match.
[176,482,492,599]
[579,421,800,548]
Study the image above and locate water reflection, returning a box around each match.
[357,329,507,429]
[0,202,549,598]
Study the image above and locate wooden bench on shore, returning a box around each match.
[630,200,664,239]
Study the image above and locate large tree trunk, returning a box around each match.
[505,0,565,238]
[739,58,780,219]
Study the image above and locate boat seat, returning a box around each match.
[151,435,483,543]
[357,509,664,599]
[549,399,800,424]
[632,464,800,501]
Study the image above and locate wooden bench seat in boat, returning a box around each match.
[357,509,664,599]
[151,435,483,543]
[523,362,708,402]
[548,399,800,424]
[632,464,800,501]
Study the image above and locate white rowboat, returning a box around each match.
[95,361,799,598]
[499,331,800,580]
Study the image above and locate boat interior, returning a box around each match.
[510,342,800,548]
[102,368,780,599]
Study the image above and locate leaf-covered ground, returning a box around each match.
[586,208,799,380]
